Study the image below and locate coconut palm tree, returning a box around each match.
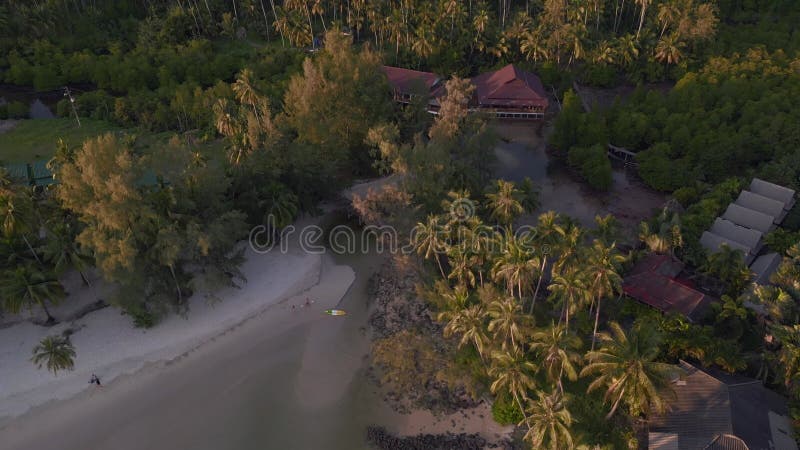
[486,180,524,228]
[444,303,489,359]
[491,233,537,299]
[581,321,678,419]
[487,295,529,350]
[522,389,575,450]
[0,190,42,264]
[548,266,590,331]
[232,68,266,124]
[702,244,751,295]
[771,324,800,391]
[530,324,582,388]
[593,214,619,247]
[40,221,92,285]
[655,33,684,65]
[489,347,537,429]
[585,240,625,350]
[31,335,75,375]
[2,263,65,324]
[530,211,566,313]
[448,245,478,288]
[413,214,448,278]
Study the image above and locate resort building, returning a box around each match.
[622,254,711,322]
[382,63,549,119]
[700,178,796,285]
[648,360,797,450]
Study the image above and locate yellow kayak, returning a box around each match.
[325,309,347,316]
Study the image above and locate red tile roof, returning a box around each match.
[470,64,549,109]
[623,254,711,322]
[382,66,441,95]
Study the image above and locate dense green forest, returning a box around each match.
[1,1,800,448]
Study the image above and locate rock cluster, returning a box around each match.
[366,426,491,450]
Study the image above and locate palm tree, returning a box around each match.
[532,211,566,313]
[31,335,76,375]
[486,180,524,228]
[585,240,625,350]
[2,263,65,324]
[491,234,537,299]
[530,324,582,388]
[522,389,575,450]
[593,214,619,247]
[40,221,92,284]
[413,214,448,278]
[0,190,42,264]
[548,267,590,331]
[635,0,650,39]
[448,245,478,288]
[444,303,489,360]
[581,321,678,419]
[489,347,537,429]
[771,324,800,391]
[655,33,684,65]
[702,244,752,295]
[487,295,529,350]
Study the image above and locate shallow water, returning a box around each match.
[492,123,665,231]
[0,85,57,119]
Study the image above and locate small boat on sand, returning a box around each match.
[325,309,347,316]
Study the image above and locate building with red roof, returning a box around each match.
[470,64,548,118]
[382,64,549,119]
[623,254,713,322]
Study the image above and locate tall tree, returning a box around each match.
[31,335,75,375]
[582,321,678,419]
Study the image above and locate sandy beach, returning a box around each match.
[0,229,330,421]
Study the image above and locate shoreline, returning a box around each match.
[0,239,327,423]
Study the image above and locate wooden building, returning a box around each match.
[382,64,549,119]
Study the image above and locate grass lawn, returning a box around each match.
[0,118,121,163]
[0,118,227,171]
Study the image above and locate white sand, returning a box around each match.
[0,239,329,420]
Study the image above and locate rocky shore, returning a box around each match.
[367,426,514,450]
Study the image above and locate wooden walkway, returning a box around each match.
[607,144,638,166]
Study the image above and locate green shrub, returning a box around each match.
[0,103,7,120]
[672,186,699,207]
[491,394,523,425]
[6,101,29,119]
[568,144,613,191]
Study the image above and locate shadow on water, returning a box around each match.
[0,85,58,119]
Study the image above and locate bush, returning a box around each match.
[672,186,699,207]
[581,64,618,88]
[568,144,613,191]
[491,394,523,425]
[6,101,29,119]
[0,103,7,120]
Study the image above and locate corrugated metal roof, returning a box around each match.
[703,434,749,450]
[700,231,754,264]
[623,255,710,322]
[750,253,782,285]
[710,218,762,253]
[735,191,786,223]
[749,178,795,211]
[722,204,775,234]
[649,361,794,450]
